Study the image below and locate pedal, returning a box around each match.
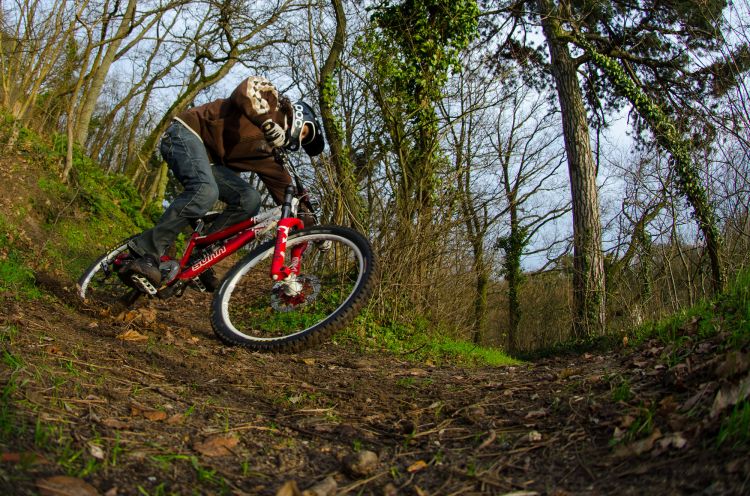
[130,274,158,295]
[157,280,186,299]
[191,277,208,293]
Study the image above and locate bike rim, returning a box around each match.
[78,242,133,306]
[220,233,366,342]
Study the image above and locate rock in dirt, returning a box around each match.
[302,475,337,496]
[343,449,379,476]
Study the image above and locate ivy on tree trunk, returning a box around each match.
[573,33,726,294]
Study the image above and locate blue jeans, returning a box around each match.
[129,121,261,258]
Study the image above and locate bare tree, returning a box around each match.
[0,0,78,140]
[491,86,568,352]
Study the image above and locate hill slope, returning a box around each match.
[0,128,748,495]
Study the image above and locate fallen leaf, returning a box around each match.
[681,383,713,412]
[383,483,398,496]
[414,486,428,496]
[302,475,337,496]
[3,452,49,465]
[36,475,98,496]
[139,308,158,324]
[276,481,302,496]
[710,372,750,418]
[464,405,486,423]
[194,434,239,457]
[116,330,148,342]
[716,352,750,379]
[612,427,624,442]
[586,374,603,384]
[407,460,428,473]
[558,368,581,379]
[88,443,105,460]
[659,395,679,414]
[525,408,548,419]
[117,310,138,323]
[166,413,184,425]
[613,429,662,458]
[143,410,167,421]
[527,430,543,443]
[102,417,130,429]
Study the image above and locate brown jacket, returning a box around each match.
[175,76,293,204]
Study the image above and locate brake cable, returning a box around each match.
[273,148,320,225]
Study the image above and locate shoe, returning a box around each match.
[121,253,162,286]
[198,268,219,292]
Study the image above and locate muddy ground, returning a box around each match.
[0,272,748,496]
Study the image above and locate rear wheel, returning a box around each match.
[76,237,141,311]
[210,225,376,352]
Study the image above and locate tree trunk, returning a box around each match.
[505,206,523,352]
[74,0,137,145]
[317,0,362,228]
[473,260,488,345]
[539,0,606,338]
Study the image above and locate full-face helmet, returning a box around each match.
[286,101,325,156]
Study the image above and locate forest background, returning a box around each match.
[2,0,750,354]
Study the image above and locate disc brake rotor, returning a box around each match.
[270,275,321,312]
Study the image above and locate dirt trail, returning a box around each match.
[0,274,746,496]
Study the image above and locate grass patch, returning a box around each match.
[338,313,520,367]
[0,115,154,285]
[631,270,750,351]
[0,249,41,299]
[717,400,750,448]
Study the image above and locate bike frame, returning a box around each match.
[168,186,307,287]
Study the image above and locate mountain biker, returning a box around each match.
[122,76,325,291]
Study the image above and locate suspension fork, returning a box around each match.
[271,185,307,281]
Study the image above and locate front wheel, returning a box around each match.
[210,225,377,352]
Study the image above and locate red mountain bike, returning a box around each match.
[76,150,376,352]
